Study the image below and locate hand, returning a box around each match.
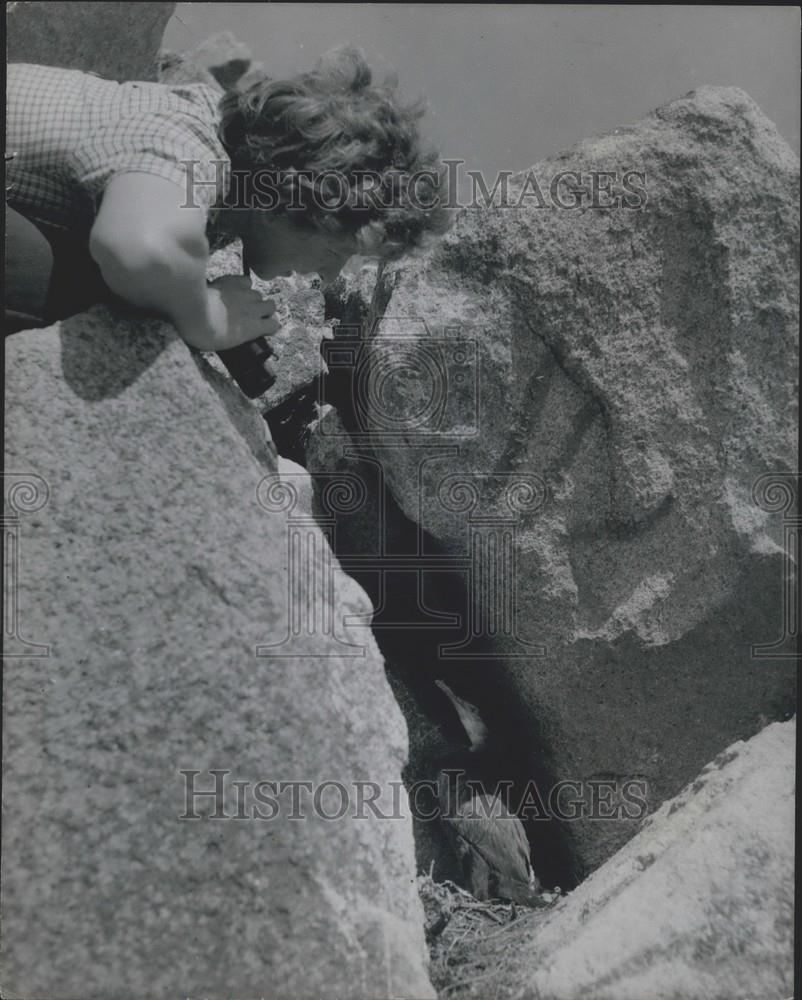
[181,274,280,351]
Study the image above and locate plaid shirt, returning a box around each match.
[6,63,232,241]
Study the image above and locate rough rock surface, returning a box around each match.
[7,2,176,81]
[507,719,795,1000]
[2,310,434,999]
[360,86,798,874]
[305,406,475,885]
[325,261,381,330]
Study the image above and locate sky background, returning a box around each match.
[164,3,800,200]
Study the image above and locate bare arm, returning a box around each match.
[88,173,277,351]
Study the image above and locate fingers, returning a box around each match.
[247,294,276,316]
[209,275,277,314]
[207,276,282,346]
[242,294,276,314]
[243,295,278,317]
[239,310,281,340]
[238,291,278,321]
[210,273,252,289]
[259,316,281,337]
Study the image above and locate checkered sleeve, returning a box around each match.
[69,89,231,214]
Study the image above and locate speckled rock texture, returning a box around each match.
[508,718,795,1000]
[325,261,381,331]
[361,86,798,875]
[7,1,176,81]
[2,310,434,999]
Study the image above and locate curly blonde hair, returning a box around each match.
[217,45,452,258]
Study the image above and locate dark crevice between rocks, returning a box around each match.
[264,381,319,465]
[262,300,582,896]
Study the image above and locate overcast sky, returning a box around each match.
[165,3,800,194]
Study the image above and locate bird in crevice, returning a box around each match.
[434,679,541,906]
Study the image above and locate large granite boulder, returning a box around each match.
[2,310,434,999]
[507,718,795,1000]
[7,1,176,81]
[358,86,798,874]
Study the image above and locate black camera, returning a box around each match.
[215,250,278,399]
[216,336,277,398]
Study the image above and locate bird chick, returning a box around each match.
[434,679,541,905]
